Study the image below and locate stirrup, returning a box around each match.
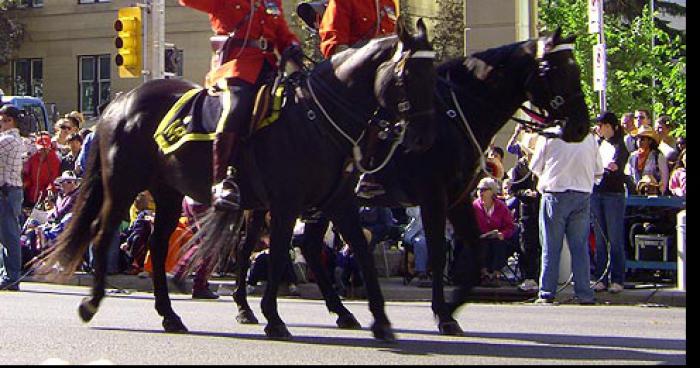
[212,176,241,211]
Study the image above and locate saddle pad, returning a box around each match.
[154,88,223,155]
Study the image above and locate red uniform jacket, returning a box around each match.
[22,150,60,205]
[319,0,397,58]
[179,0,300,86]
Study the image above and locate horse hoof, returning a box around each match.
[163,315,189,333]
[236,310,259,324]
[78,297,98,323]
[371,322,396,343]
[264,323,292,341]
[438,320,464,336]
[336,314,362,329]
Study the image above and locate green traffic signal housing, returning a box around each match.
[114,6,142,78]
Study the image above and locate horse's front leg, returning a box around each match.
[301,216,361,329]
[260,207,297,340]
[420,191,464,336]
[233,210,264,324]
[329,202,395,342]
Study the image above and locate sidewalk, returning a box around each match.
[23,273,686,307]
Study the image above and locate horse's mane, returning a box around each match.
[436,39,535,84]
[330,35,398,70]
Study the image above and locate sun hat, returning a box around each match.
[634,125,660,145]
[54,170,80,185]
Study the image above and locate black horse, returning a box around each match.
[38,19,437,342]
[230,28,592,335]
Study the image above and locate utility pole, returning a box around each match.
[589,0,606,113]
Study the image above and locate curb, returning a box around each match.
[23,274,685,307]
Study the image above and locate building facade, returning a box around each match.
[2,0,536,157]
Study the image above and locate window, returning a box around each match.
[78,0,110,3]
[13,58,43,97]
[17,0,43,7]
[79,55,111,117]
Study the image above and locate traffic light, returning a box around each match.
[114,6,142,78]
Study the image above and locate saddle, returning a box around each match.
[154,82,286,155]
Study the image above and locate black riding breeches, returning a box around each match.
[218,62,274,135]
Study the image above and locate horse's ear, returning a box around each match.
[396,15,412,46]
[416,18,428,41]
[561,33,577,45]
[552,27,563,43]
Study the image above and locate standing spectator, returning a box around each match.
[486,146,506,182]
[529,132,603,305]
[66,111,85,129]
[359,206,396,251]
[507,132,541,292]
[74,130,94,177]
[472,177,515,287]
[170,196,220,299]
[22,132,61,208]
[620,112,637,154]
[669,149,686,198]
[0,104,28,291]
[590,112,630,294]
[633,109,652,130]
[625,125,669,195]
[60,132,83,173]
[654,116,677,167]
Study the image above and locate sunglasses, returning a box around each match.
[634,115,648,120]
[59,125,73,130]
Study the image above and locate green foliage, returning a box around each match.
[0,0,25,66]
[538,0,686,137]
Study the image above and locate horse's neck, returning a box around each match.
[447,52,533,148]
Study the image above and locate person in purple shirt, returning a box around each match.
[472,177,515,287]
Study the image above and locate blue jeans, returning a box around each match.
[539,191,594,302]
[410,235,428,273]
[590,192,627,285]
[0,187,24,283]
[87,231,121,274]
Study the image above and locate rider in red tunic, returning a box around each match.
[318,0,397,59]
[179,0,301,210]
[318,0,397,197]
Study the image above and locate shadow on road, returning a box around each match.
[90,326,685,364]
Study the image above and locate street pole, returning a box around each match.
[589,0,606,114]
[597,6,606,113]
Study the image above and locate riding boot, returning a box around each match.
[212,131,241,211]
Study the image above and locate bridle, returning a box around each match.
[443,38,584,208]
[305,41,436,174]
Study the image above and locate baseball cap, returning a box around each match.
[595,111,617,126]
[35,134,52,149]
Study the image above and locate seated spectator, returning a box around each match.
[122,209,154,275]
[359,206,396,251]
[625,126,669,195]
[246,232,300,296]
[60,132,83,173]
[402,206,429,283]
[130,191,155,223]
[47,171,80,224]
[22,132,61,208]
[472,177,515,287]
[669,149,686,198]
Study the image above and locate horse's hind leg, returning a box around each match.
[260,206,297,340]
[301,217,360,329]
[328,202,395,342]
[150,187,187,332]
[78,189,137,323]
[232,210,263,325]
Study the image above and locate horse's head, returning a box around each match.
[375,18,437,152]
[524,28,590,142]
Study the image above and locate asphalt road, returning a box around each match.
[0,283,686,365]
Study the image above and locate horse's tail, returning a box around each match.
[181,207,245,276]
[34,133,104,281]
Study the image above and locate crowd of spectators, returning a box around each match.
[1,105,686,298]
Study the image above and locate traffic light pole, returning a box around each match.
[150,0,165,80]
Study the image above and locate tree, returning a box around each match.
[538,0,686,137]
[431,0,464,61]
[0,0,24,66]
